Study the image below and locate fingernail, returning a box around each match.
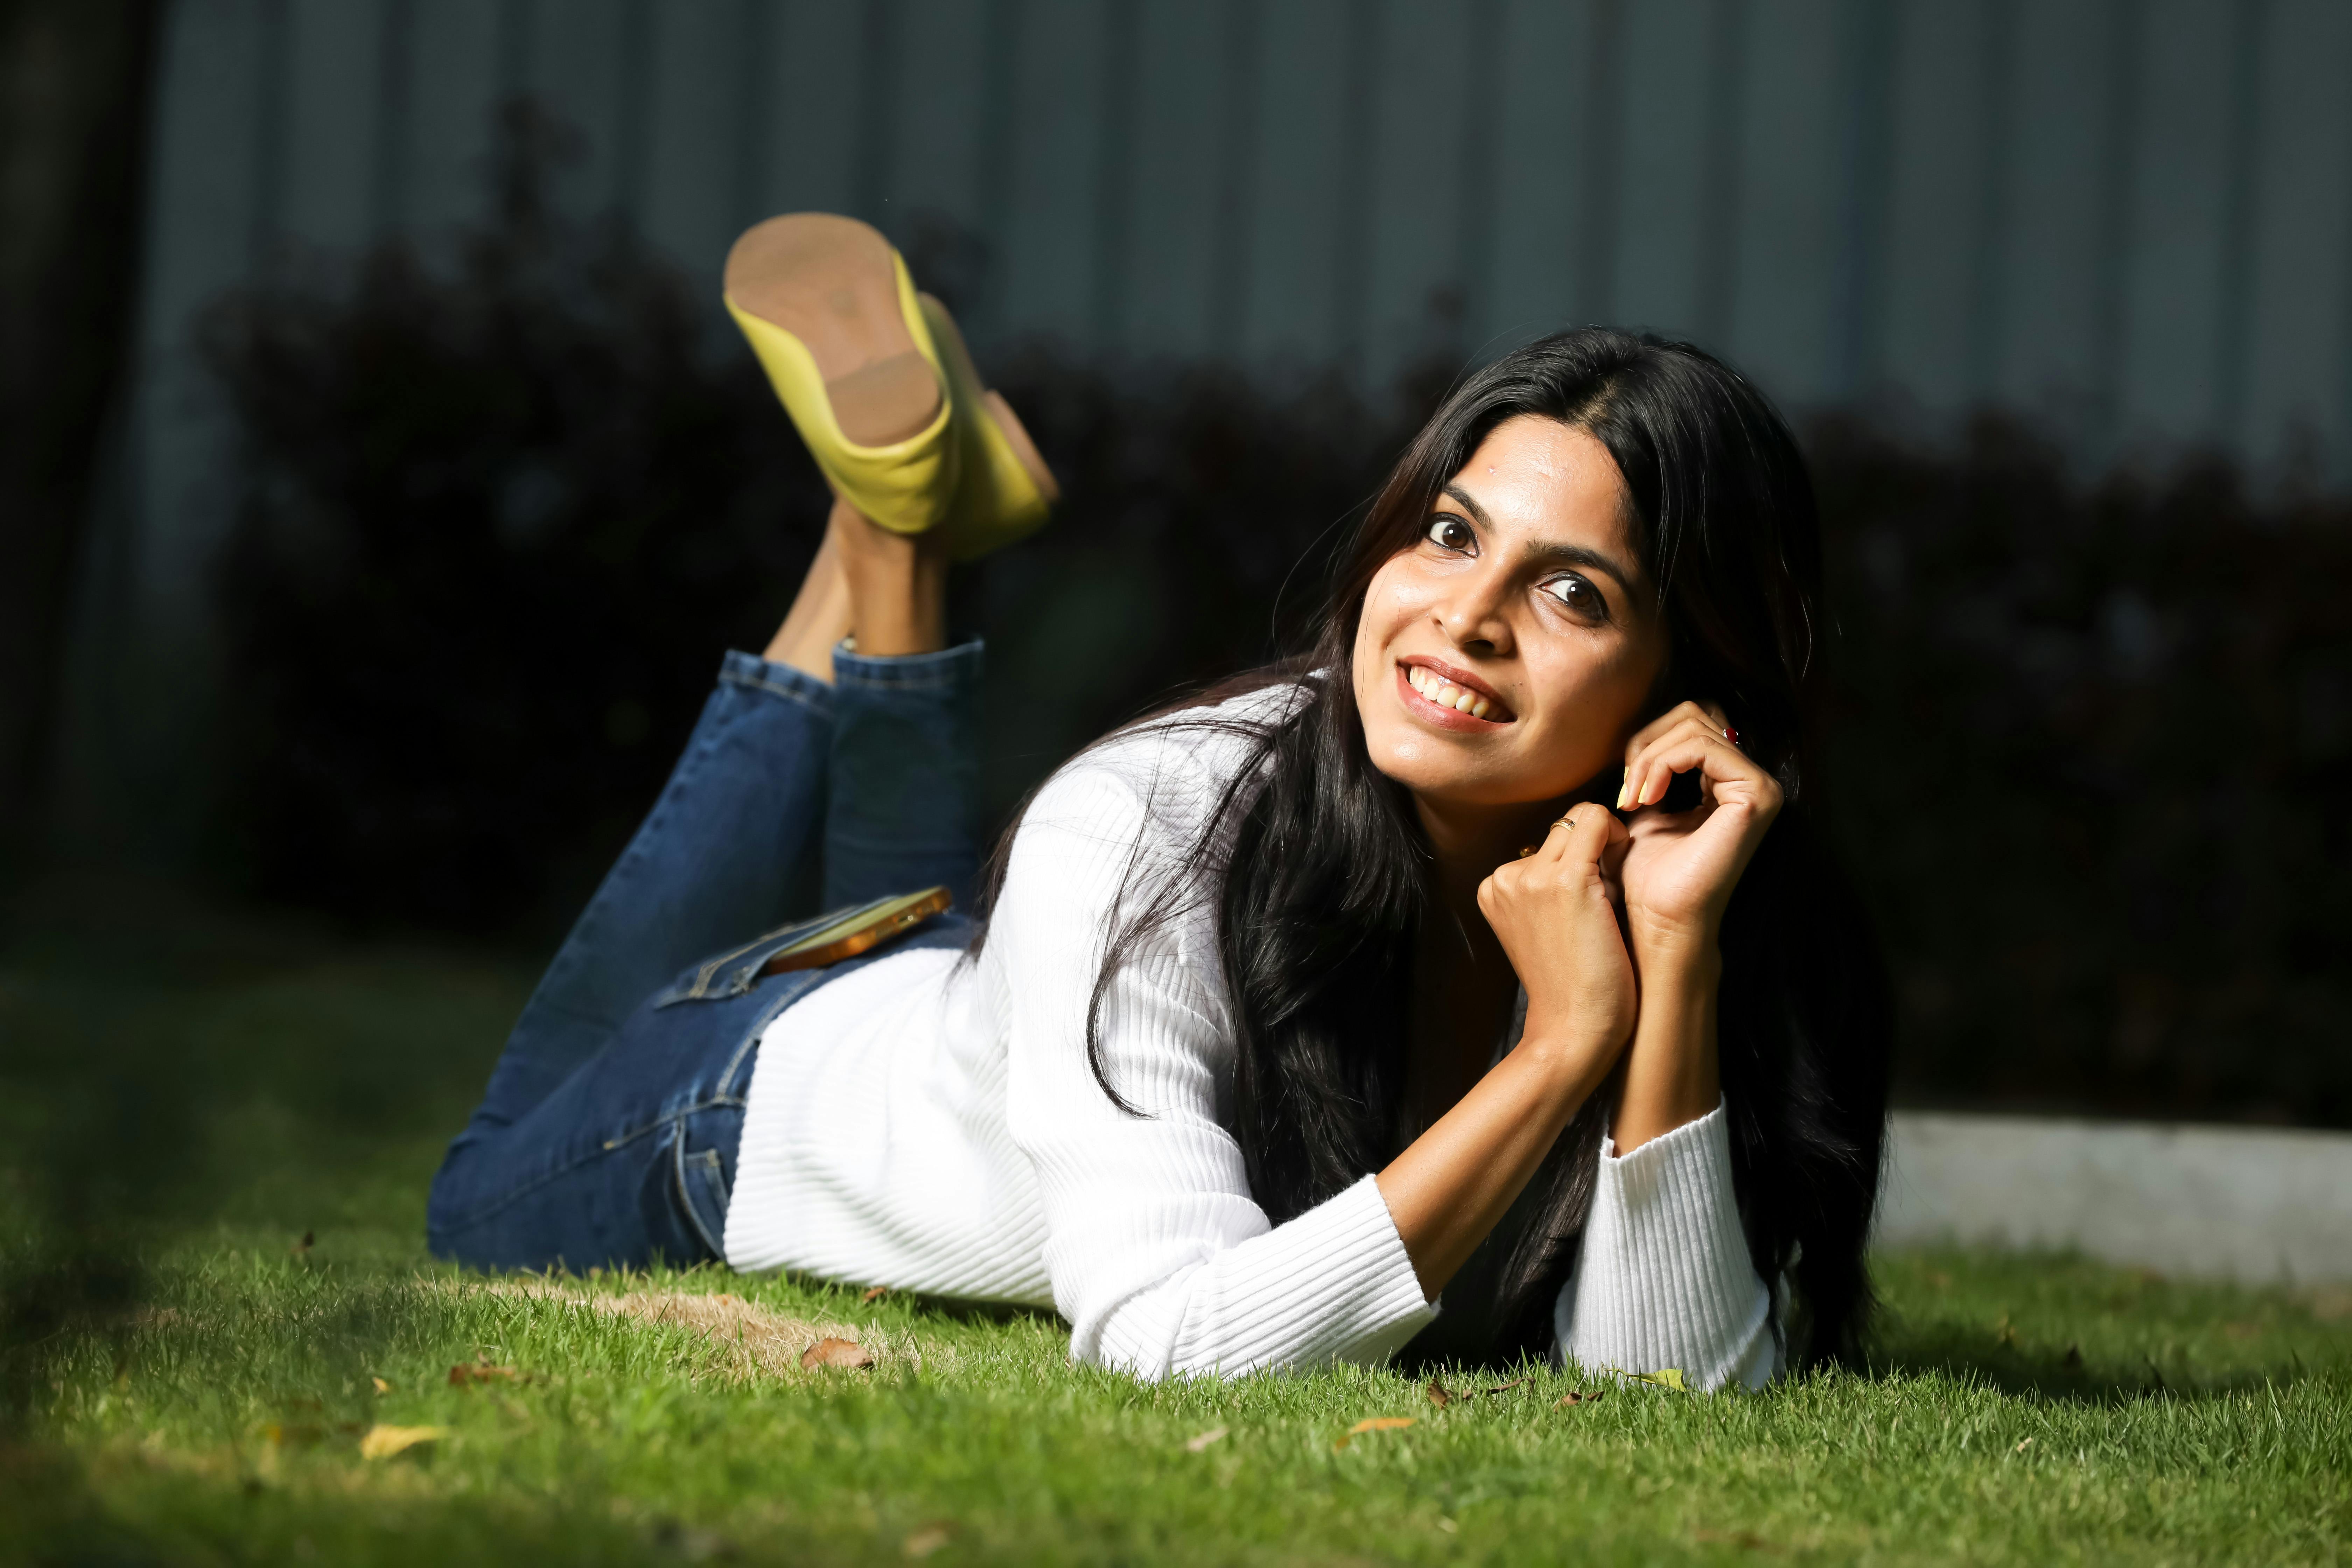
[1615,767,1630,811]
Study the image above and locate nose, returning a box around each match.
[1432,555,1514,657]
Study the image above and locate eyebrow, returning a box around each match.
[1439,482,1643,590]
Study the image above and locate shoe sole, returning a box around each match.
[724,215,942,448]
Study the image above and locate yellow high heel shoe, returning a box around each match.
[724,215,958,536]
[918,293,1060,561]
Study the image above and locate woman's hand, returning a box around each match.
[1614,700,1783,962]
[1475,804,1638,1069]
[1381,806,1636,1299]
[1606,700,1779,1150]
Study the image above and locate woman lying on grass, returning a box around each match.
[428,214,1891,1389]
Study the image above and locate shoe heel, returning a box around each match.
[918,293,1059,561]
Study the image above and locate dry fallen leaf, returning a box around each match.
[1629,1368,1689,1392]
[1334,1415,1416,1450]
[2014,1436,2035,1454]
[1183,1426,1228,1453]
[1482,1378,1528,1397]
[1554,1390,1603,1407]
[292,1230,314,1256]
[862,1286,891,1304]
[1425,1378,1453,1408]
[902,1523,953,1559]
[370,1377,390,1395]
[448,1363,520,1386]
[358,1424,448,1461]
[800,1336,876,1370]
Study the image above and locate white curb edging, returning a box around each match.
[1875,1112,2352,1283]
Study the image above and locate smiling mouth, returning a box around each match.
[1401,662,1514,724]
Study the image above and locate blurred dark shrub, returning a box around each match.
[1815,420,2352,1127]
[206,104,2352,1125]
[204,101,1436,932]
[203,104,830,930]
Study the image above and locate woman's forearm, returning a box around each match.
[1376,1034,1616,1300]
[1610,937,1723,1152]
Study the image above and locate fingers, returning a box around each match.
[1484,805,1624,909]
[1479,803,1628,923]
[1524,802,1625,865]
[1559,802,1628,867]
[1617,706,1777,814]
[1621,699,1716,761]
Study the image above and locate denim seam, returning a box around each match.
[675,1142,728,1258]
[715,975,817,1095]
[721,668,834,714]
[716,1023,765,1098]
[433,1094,747,1234]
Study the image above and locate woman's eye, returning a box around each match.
[1540,574,1608,621]
[1425,514,1475,552]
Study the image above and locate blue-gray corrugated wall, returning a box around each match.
[59,0,2352,856]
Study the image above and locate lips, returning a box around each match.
[1398,658,1514,725]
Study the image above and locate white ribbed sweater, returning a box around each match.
[724,687,1778,1389]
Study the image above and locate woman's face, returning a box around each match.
[1350,415,1670,811]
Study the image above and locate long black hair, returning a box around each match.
[972,328,1891,1368]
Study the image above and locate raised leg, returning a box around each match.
[457,653,834,1135]
[430,496,981,1272]
[795,494,982,910]
[454,523,878,1137]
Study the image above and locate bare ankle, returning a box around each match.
[830,495,948,657]
[766,526,853,681]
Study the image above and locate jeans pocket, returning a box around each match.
[674,1138,732,1259]
[652,893,954,1007]
[653,911,836,1006]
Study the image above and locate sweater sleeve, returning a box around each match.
[1553,1102,1780,1391]
[996,762,1437,1379]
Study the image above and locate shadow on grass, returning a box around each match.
[1869,1334,2187,1404]
[1867,1246,2352,1405]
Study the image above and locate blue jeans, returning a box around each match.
[426,642,985,1272]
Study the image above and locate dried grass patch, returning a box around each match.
[449,1278,931,1379]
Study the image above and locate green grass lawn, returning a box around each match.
[2,877,2347,1566]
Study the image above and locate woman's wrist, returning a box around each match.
[1625,913,1724,985]
[1512,1022,1628,1099]
[1608,926,1723,1153]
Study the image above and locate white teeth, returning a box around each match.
[1406,666,1497,719]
